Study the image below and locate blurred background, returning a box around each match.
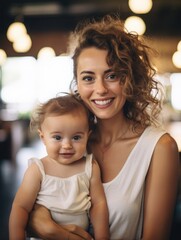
[0,0,181,239]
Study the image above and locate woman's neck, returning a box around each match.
[96,114,131,146]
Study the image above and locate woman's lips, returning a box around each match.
[92,98,114,107]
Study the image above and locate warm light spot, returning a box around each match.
[13,34,32,53]
[172,51,181,68]
[7,22,27,42]
[37,47,56,59]
[124,16,146,35]
[128,0,153,14]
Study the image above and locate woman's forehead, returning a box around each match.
[77,48,109,70]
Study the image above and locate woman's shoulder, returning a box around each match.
[151,132,179,172]
[156,132,178,153]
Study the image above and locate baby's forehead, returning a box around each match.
[46,108,88,121]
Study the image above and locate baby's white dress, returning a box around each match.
[29,154,93,240]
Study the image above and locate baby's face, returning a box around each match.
[39,111,90,165]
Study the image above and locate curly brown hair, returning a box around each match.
[69,14,163,129]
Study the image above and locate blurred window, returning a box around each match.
[1,56,73,116]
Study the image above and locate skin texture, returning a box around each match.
[9,104,109,240]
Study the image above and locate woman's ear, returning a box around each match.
[88,130,92,138]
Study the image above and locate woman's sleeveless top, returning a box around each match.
[103,126,166,240]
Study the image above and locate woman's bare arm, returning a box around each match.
[143,134,179,240]
[27,204,93,240]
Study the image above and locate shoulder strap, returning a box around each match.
[85,154,93,179]
[28,158,46,179]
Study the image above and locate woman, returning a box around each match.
[28,15,179,240]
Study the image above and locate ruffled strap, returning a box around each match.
[28,158,45,180]
[84,154,93,179]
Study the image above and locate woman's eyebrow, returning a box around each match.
[80,68,113,75]
[80,71,94,75]
[104,68,113,74]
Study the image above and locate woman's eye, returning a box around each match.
[106,73,117,80]
[82,76,93,82]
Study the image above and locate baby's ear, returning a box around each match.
[38,129,44,142]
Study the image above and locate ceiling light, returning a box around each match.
[37,47,56,59]
[128,0,153,14]
[172,51,181,68]
[124,16,146,35]
[7,22,27,42]
[13,34,32,53]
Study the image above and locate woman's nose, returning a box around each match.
[95,79,108,95]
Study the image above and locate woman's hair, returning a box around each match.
[30,94,95,132]
[68,14,163,129]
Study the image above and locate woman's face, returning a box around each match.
[76,47,126,120]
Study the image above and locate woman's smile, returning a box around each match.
[92,97,114,107]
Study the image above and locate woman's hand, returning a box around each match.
[62,224,93,240]
[27,204,93,240]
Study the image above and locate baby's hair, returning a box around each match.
[30,93,94,132]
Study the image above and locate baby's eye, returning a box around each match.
[73,135,81,141]
[53,135,62,141]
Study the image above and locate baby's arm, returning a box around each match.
[9,163,42,240]
[89,159,110,240]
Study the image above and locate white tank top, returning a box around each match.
[103,126,166,240]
